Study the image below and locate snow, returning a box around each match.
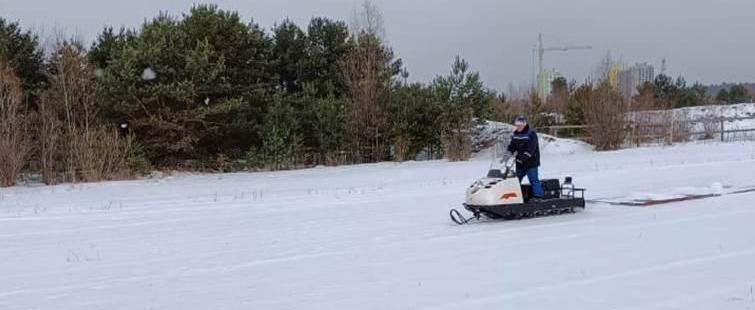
[679,103,755,135]
[2,141,755,309]
[681,102,755,121]
[141,68,156,81]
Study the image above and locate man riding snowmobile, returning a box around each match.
[450,115,586,224]
[507,115,544,200]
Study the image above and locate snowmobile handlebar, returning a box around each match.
[500,152,516,168]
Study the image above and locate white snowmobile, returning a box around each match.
[450,143,586,225]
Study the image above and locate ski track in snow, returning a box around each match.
[1,141,755,309]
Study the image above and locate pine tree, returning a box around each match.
[255,94,302,170]
[90,27,136,69]
[96,6,275,165]
[716,88,730,104]
[565,84,592,125]
[311,92,349,164]
[0,18,46,95]
[304,17,352,98]
[272,20,308,93]
[432,56,493,160]
[389,83,440,161]
[728,85,752,104]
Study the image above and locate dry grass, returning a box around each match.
[36,42,131,184]
[0,61,30,187]
[700,111,721,140]
[442,129,471,161]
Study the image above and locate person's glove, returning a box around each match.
[516,152,532,165]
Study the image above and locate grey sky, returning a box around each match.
[2,0,754,92]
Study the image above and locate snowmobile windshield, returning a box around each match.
[486,139,515,178]
[487,152,514,179]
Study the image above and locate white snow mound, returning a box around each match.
[472,120,593,159]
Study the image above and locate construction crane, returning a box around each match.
[534,33,591,98]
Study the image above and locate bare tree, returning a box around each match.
[0,61,30,187]
[39,42,130,183]
[585,81,627,150]
[350,0,387,40]
[340,34,395,162]
[38,97,63,184]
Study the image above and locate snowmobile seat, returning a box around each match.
[521,179,561,201]
[541,179,561,199]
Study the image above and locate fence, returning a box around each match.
[539,114,755,146]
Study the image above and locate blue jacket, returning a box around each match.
[507,125,540,170]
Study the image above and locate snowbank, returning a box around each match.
[682,103,755,138]
[631,102,755,141]
[472,120,593,159]
[677,102,755,121]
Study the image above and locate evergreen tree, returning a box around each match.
[528,91,546,127]
[548,76,570,114]
[389,83,441,161]
[252,94,302,170]
[653,74,675,107]
[564,83,593,125]
[309,88,350,164]
[90,27,136,69]
[683,82,709,107]
[304,17,352,97]
[272,20,307,93]
[716,88,730,104]
[728,85,752,103]
[432,56,493,160]
[97,6,275,164]
[0,18,46,94]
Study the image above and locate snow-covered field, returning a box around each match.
[2,141,755,309]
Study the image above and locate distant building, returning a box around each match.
[615,63,656,99]
[608,63,626,91]
[618,69,635,99]
[634,62,655,86]
[537,68,560,100]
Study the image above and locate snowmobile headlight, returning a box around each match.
[469,181,483,194]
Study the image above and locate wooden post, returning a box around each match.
[669,114,674,144]
[720,118,725,142]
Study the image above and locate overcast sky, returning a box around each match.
[2,0,754,91]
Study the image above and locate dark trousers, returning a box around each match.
[517,167,544,198]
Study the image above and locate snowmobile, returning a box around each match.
[450,145,586,225]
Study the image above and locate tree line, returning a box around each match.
[499,68,752,151]
[0,4,497,187]
[1,4,751,187]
